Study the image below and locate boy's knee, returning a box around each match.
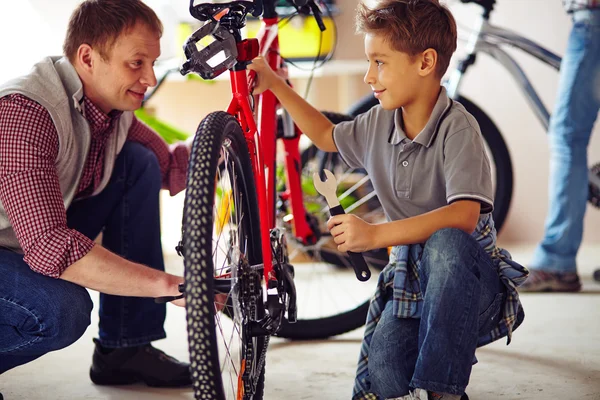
[421,228,478,276]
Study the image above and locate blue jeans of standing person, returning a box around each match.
[530,8,600,273]
[368,228,505,398]
[0,142,167,374]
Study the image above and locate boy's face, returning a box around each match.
[363,33,421,110]
[86,23,160,114]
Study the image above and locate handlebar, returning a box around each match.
[187,0,325,31]
[181,0,328,78]
[459,0,496,19]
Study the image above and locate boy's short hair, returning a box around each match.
[356,0,457,78]
[63,0,163,63]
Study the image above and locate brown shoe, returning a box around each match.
[519,269,582,292]
[89,338,191,387]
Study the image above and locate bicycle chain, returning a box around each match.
[239,259,266,398]
[589,162,600,209]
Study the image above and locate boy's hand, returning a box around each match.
[246,56,283,94]
[327,214,377,253]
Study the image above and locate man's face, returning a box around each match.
[88,23,160,114]
[363,33,421,110]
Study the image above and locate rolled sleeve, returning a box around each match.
[0,94,95,277]
[127,116,189,195]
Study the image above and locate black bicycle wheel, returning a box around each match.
[346,94,513,233]
[183,111,266,400]
[275,111,387,339]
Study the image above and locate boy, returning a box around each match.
[247,0,528,399]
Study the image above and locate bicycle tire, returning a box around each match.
[275,111,386,340]
[184,111,266,400]
[346,94,514,233]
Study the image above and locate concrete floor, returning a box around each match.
[1,244,600,400]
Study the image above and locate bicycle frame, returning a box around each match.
[225,10,315,286]
[445,14,562,132]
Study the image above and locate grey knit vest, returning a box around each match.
[0,56,132,252]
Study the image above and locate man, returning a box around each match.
[0,0,191,387]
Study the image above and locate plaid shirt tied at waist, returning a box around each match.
[352,213,529,400]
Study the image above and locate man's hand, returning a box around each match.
[246,56,284,95]
[327,214,378,253]
[214,293,228,312]
[170,293,228,310]
[171,297,185,307]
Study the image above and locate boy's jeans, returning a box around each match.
[531,8,600,272]
[0,142,167,374]
[368,228,505,398]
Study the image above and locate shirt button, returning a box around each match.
[402,160,409,167]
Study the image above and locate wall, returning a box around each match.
[1,0,598,248]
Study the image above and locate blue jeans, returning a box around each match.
[0,142,168,374]
[531,8,600,273]
[368,228,505,398]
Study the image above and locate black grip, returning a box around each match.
[328,205,371,282]
[154,294,183,304]
[328,204,345,216]
[154,283,185,304]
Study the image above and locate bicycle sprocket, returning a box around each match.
[589,162,600,209]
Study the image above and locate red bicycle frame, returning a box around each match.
[225,16,315,286]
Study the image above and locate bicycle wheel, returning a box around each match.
[275,111,387,339]
[346,94,513,233]
[183,111,266,400]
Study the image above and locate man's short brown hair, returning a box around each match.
[63,0,163,62]
[356,0,457,78]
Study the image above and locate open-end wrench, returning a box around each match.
[313,169,371,282]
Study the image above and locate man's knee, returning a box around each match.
[120,142,162,190]
[40,286,93,351]
[0,285,92,354]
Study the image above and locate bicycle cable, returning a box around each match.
[276,0,338,99]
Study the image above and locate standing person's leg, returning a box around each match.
[527,9,600,291]
[0,249,93,374]
[410,228,505,398]
[66,141,189,386]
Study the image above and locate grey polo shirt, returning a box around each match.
[332,87,493,222]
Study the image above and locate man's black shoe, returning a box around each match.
[89,338,191,387]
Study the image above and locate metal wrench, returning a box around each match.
[313,169,371,282]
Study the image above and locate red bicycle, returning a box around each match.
[178,0,386,398]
